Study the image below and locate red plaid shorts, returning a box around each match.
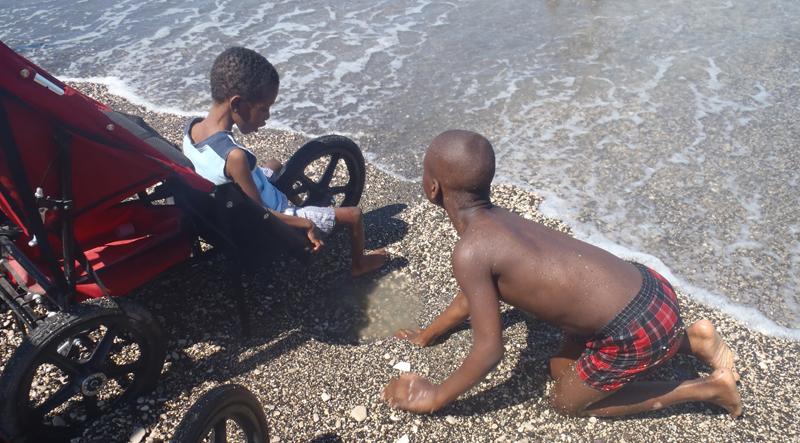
[575,263,684,391]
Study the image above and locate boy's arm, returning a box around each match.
[384,246,504,413]
[395,290,469,347]
[225,149,323,251]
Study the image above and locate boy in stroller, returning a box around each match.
[184,47,388,277]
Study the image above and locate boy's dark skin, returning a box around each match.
[383,130,742,417]
[189,57,387,276]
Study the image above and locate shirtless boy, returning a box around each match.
[383,130,742,417]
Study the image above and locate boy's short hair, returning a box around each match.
[210,47,279,103]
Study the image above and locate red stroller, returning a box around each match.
[0,41,366,442]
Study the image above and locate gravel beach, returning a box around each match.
[1,83,798,442]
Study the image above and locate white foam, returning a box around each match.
[533,184,800,340]
[61,76,204,117]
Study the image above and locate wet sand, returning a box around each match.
[1,83,798,442]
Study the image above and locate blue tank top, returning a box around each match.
[182,118,289,211]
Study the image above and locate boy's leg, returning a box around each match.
[679,319,739,381]
[334,206,388,277]
[549,334,585,380]
[549,328,743,418]
[551,365,741,418]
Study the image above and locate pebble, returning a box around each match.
[321,392,331,402]
[396,435,410,443]
[350,405,368,422]
[128,427,146,443]
[445,415,457,424]
[393,361,411,372]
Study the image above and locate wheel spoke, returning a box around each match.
[83,394,100,417]
[104,361,141,378]
[45,349,84,378]
[213,419,227,443]
[32,382,80,418]
[285,175,313,197]
[329,186,350,196]
[318,154,341,188]
[87,327,118,370]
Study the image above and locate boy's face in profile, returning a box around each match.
[234,84,278,134]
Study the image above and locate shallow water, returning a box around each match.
[2,0,798,333]
[326,273,421,342]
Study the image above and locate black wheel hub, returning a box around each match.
[80,372,107,396]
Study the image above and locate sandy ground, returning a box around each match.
[1,83,799,442]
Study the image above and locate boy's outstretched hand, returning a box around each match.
[383,373,441,413]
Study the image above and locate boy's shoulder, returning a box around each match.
[452,226,498,271]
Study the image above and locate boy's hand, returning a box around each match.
[383,373,441,414]
[394,328,432,347]
[306,224,324,253]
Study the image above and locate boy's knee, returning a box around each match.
[549,389,586,417]
[339,206,362,221]
[264,159,283,173]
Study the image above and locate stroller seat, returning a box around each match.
[5,202,193,300]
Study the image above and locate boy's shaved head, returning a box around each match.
[425,130,495,198]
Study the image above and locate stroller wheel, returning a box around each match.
[0,298,166,442]
[274,135,366,208]
[172,384,269,443]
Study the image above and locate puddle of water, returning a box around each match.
[328,272,421,343]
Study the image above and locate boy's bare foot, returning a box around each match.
[351,249,389,277]
[394,328,432,347]
[687,319,740,381]
[704,368,743,417]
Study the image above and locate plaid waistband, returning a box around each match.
[595,262,673,339]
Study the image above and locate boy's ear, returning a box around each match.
[229,95,243,114]
[429,178,443,205]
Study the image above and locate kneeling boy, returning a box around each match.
[383,130,742,417]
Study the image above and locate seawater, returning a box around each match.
[1,0,798,336]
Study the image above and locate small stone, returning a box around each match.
[52,416,67,427]
[445,415,456,424]
[396,435,410,443]
[589,417,597,424]
[383,353,391,360]
[350,405,368,422]
[390,413,401,422]
[129,427,146,443]
[321,392,331,402]
[393,361,411,372]
[313,413,320,423]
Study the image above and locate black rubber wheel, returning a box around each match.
[172,384,269,443]
[274,135,366,208]
[0,298,166,442]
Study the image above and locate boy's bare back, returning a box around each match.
[457,205,642,337]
